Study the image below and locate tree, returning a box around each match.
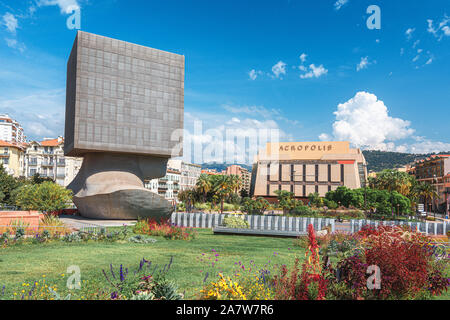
[196,174,212,203]
[240,197,269,215]
[414,182,438,214]
[274,190,296,214]
[178,189,197,213]
[0,164,23,205]
[14,181,73,212]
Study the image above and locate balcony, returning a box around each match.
[41,162,55,167]
[57,160,66,166]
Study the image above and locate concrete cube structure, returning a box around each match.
[65,30,184,157]
[64,31,185,220]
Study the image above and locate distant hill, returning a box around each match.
[362,150,450,173]
[200,163,253,173]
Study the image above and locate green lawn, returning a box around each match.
[0,229,299,299]
[0,229,448,300]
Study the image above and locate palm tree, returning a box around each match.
[416,182,439,217]
[196,174,212,203]
[211,175,232,214]
[228,174,242,194]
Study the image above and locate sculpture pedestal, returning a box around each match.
[68,153,173,220]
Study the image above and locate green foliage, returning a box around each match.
[222,216,250,229]
[325,186,411,215]
[240,197,269,215]
[274,190,296,213]
[14,181,72,212]
[0,165,24,205]
[308,192,324,207]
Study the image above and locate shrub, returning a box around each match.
[272,224,328,300]
[104,257,182,300]
[240,197,269,215]
[327,225,450,300]
[14,182,72,212]
[290,204,317,216]
[133,218,197,241]
[222,216,249,229]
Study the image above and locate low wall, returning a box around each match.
[350,219,449,236]
[171,212,335,233]
[0,211,43,229]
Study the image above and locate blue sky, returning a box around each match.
[0,0,449,162]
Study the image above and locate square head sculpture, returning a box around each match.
[64,30,184,158]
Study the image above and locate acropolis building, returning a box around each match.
[250,141,367,202]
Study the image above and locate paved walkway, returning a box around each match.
[59,215,137,229]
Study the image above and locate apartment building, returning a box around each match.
[24,137,83,187]
[0,114,26,144]
[167,159,201,191]
[144,167,181,203]
[225,164,251,194]
[413,154,450,212]
[0,140,25,177]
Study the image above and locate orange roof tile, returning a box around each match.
[40,138,64,147]
[0,140,25,150]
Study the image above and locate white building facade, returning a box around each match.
[24,137,83,187]
[0,114,26,143]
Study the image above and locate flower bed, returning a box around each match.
[133,218,197,241]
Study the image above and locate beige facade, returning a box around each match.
[0,141,25,177]
[24,137,83,187]
[251,141,367,201]
[225,165,251,194]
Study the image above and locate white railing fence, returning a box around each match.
[350,219,449,236]
[170,212,335,233]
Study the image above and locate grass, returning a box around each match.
[0,229,299,299]
[0,228,448,300]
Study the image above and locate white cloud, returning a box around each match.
[223,104,299,126]
[356,56,370,71]
[300,64,328,79]
[427,16,450,39]
[271,61,287,79]
[412,55,420,62]
[299,53,307,63]
[37,0,80,14]
[248,69,262,80]
[334,0,349,10]
[443,26,450,36]
[2,12,18,34]
[4,38,26,52]
[412,40,420,48]
[319,91,415,150]
[425,58,433,65]
[405,27,415,40]
[0,89,66,140]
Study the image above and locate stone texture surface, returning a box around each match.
[64,31,184,220]
[68,153,173,220]
[65,30,184,157]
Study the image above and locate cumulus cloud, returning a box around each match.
[37,0,80,14]
[2,12,18,34]
[183,111,292,164]
[300,64,328,79]
[334,0,349,10]
[319,91,415,150]
[271,61,287,79]
[356,56,370,71]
